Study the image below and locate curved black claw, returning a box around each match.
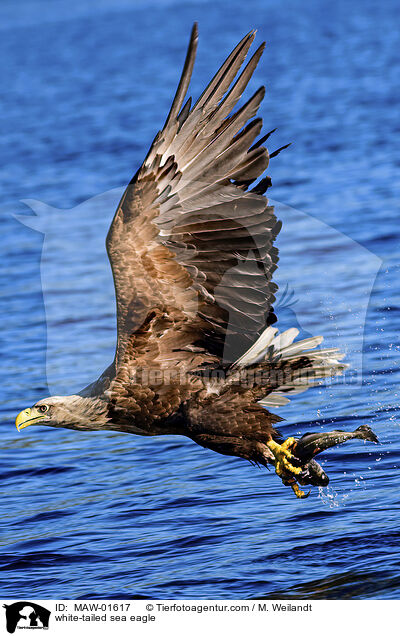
[282,476,311,499]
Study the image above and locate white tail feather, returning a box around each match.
[233,325,348,408]
[258,394,291,407]
[234,326,278,367]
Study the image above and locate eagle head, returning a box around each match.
[15,395,107,431]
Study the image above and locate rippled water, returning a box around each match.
[1,0,400,600]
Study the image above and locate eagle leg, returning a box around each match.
[281,476,310,499]
[267,437,303,478]
[267,438,310,498]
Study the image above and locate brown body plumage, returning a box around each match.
[15,25,377,498]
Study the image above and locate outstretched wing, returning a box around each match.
[106,24,281,370]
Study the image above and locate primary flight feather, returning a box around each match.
[15,25,378,498]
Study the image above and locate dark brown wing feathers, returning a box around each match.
[106,24,281,369]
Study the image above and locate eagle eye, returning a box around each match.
[37,404,49,414]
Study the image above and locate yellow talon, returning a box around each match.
[266,438,312,499]
[289,481,310,499]
[267,437,302,478]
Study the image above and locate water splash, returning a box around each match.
[318,485,350,508]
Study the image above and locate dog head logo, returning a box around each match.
[3,602,50,633]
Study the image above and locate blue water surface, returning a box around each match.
[1,0,400,600]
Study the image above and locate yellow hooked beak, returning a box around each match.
[15,408,46,432]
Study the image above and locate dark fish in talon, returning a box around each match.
[297,458,330,487]
[278,425,378,496]
[293,425,379,464]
